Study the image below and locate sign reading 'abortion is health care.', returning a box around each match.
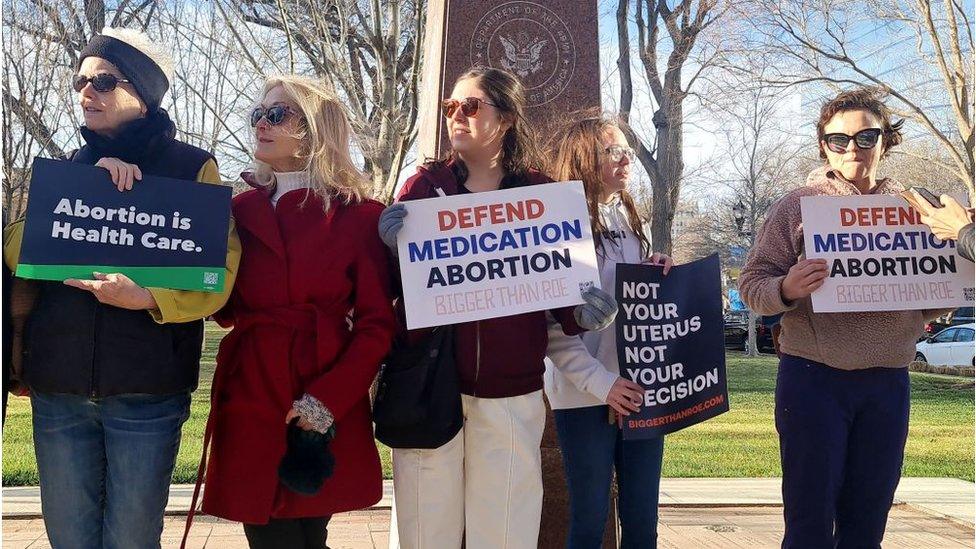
[615,254,729,440]
[397,181,600,330]
[801,195,975,313]
[17,158,232,292]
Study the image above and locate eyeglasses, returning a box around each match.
[250,105,298,127]
[441,97,498,118]
[72,73,131,93]
[823,128,883,154]
[604,145,635,163]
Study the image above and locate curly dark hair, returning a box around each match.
[816,87,904,160]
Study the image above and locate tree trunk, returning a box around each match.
[650,96,684,255]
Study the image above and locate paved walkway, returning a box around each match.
[4,478,973,548]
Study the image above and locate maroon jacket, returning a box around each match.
[395,161,583,398]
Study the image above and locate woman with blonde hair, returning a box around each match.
[197,75,396,548]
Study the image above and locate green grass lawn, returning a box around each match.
[3,325,973,485]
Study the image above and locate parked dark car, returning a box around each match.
[724,310,775,353]
[921,307,975,341]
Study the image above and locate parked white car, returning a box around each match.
[915,323,975,367]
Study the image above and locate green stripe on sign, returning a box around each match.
[16,264,224,292]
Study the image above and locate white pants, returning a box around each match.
[389,390,546,549]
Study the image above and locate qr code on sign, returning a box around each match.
[964,288,974,301]
[203,272,219,285]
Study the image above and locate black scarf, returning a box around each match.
[77,109,177,165]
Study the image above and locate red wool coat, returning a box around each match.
[201,187,395,523]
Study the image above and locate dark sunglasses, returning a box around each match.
[72,73,131,93]
[250,105,297,127]
[441,97,498,118]
[604,145,635,163]
[823,128,883,154]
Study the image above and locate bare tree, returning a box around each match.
[742,0,974,192]
[219,0,425,200]
[684,62,817,353]
[615,0,728,254]
[156,1,257,177]
[1,0,160,214]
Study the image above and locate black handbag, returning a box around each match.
[373,325,463,449]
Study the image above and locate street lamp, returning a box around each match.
[731,200,758,357]
[732,200,752,238]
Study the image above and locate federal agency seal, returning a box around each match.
[470,1,576,107]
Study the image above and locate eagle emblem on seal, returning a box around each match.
[499,33,548,77]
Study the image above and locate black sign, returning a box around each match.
[615,254,729,439]
[17,158,231,292]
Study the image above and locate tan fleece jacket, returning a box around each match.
[738,166,952,370]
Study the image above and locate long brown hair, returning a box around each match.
[546,109,651,257]
[429,67,542,187]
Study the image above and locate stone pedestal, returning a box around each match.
[540,395,618,548]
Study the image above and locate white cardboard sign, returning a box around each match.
[800,194,975,313]
[397,181,600,329]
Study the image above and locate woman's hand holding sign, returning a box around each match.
[644,252,673,275]
[574,286,618,330]
[95,157,142,192]
[64,272,158,310]
[606,377,645,416]
[781,259,829,303]
[378,203,407,254]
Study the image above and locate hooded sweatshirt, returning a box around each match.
[545,193,648,409]
[738,166,953,370]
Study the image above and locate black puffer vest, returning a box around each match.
[24,110,216,397]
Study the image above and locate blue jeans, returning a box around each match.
[554,405,665,549]
[776,355,910,549]
[31,391,191,549]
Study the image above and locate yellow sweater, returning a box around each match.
[3,158,241,324]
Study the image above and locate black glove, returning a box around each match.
[277,418,336,496]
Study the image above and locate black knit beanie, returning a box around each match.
[78,34,169,113]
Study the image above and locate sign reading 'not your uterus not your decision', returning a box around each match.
[801,194,975,313]
[397,181,600,330]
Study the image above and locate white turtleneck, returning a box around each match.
[271,170,312,206]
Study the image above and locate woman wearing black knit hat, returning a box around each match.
[2,27,241,548]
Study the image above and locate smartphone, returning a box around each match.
[907,186,943,209]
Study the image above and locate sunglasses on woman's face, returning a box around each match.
[604,145,635,164]
[823,128,883,154]
[72,73,131,93]
[250,105,297,127]
[441,97,499,118]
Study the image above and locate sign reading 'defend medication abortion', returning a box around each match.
[615,255,729,440]
[801,195,975,313]
[397,181,600,330]
[17,158,231,292]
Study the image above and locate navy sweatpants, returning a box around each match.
[775,354,910,549]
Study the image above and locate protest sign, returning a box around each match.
[801,194,975,313]
[17,158,232,292]
[615,254,729,440]
[396,180,600,329]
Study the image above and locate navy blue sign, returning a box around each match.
[17,157,231,291]
[615,254,729,439]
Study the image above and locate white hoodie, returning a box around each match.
[544,194,650,409]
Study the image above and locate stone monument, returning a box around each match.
[417,0,601,160]
[413,2,614,547]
